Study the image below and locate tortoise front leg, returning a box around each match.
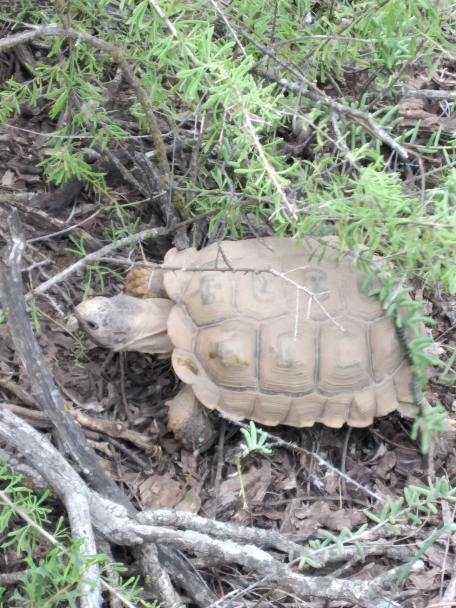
[166,384,214,452]
[125,266,168,299]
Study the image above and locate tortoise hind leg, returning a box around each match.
[167,384,214,452]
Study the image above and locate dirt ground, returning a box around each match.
[1,21,456,608]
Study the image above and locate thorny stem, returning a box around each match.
[83,256,345,330]
[220,23,409,159]
[227,418,386,503]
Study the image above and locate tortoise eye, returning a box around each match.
[86,320,98,330]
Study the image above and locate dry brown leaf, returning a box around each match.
[1,170,15,187]
[206,460,272,514]
[399,98,434,119]
[324,474,340,495]
[317,507,367,531]
[356,561,388,581]
[373,479,401,501]
[175,489,201,513]
[292,501,329,532]
[421,543,454,574]
[276,470,297,490]
[259,508,285,520]
[280,497,302,534]
[409,566,441,590]
[376,450,397,479]
[140,473,181,509]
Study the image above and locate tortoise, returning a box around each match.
[74,236,418,450]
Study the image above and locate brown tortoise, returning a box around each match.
[74,236,418,450]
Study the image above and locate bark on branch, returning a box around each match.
[0,407,403,608]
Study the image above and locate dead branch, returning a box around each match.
[0,209,186,607]
[0,25,189,248]
[0,446,50,493]
[0,196,102,249]
[1,401,155,452]
[0,376,39,408]
[1,402,54,428]
[0,209,133,510]
[73,410,156,453]
[66,492,102,608]
[137,511,419,569]
[403,89,456,100]
[0,406,405,608]
[0,406,183,608]
[0,444,433,577]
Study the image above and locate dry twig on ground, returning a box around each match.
[0,209,191,608]
[0,406,411,608]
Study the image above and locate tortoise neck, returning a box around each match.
[125,298,174,354]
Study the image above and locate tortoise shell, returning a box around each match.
[129,237,415,428]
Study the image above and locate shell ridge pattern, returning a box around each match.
[372,380,379,418]
[246,389,255,419]
[255,319,261,393]
[318,318,373,396]
[280,395,293,425]
[162,236,417,429]
[365,318,377,413]
[314,323,320,393]
[193,317,252,385]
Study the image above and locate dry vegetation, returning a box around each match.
[0,1,456,607]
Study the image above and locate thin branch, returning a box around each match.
[330,111,359,171]
[225,22,409,161]
[18,205,249,304]
[3,199,269,307]
[0,210,186,608]
[403,89,456,100]
[0,407,395,608]
[225,417,386,504]
[81,256,343,329]
[0,209,133,510]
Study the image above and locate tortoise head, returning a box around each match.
[74,294,174,353]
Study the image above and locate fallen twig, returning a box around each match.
[0,196,102,249]
[73,409,155,452]
[0,24,190,247]
[0,209,185,607]
[0,407,404,608]
[0,402,156,452]
[24,225,166,302]
[0,210,133,510]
